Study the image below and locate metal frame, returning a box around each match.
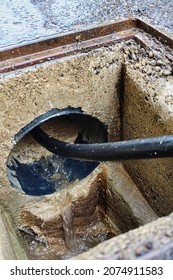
[0,18,173,73]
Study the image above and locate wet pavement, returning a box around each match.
[0,0,173,49]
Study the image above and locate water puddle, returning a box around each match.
[20,220,114,260]
[18,184,115,259]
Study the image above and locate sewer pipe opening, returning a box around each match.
[6,108,108,196]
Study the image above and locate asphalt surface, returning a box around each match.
[0,0,173,48]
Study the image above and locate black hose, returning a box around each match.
[31,126,173,161]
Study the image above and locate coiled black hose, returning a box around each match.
[31,126,173,161]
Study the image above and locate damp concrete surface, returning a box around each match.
[0,0,173,49]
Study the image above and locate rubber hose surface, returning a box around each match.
[30,126,173,161]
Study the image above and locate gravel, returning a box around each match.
[122,39,173,79]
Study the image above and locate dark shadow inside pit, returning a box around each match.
[6,108,108,196]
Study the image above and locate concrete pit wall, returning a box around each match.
[74,41,173,259]
[123,72,173,216]
[0,39,173,259]
[122,44,173,217]
[0,44,123,259]
[0,44,122,218]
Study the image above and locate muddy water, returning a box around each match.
[20,187,115,259]
[0,0,173,49]
[21,222,114,260]
[61,206,77,252]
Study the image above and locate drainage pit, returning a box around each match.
[1,19,173,259]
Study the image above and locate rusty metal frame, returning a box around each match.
[0,18,173,73]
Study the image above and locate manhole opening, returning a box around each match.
[6,108,108,196]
